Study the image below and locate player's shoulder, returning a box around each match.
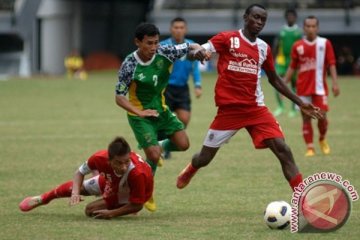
[293,38,304,46]
[256,37,270,49]
[223,30,239,37]
[129,152,147,166]
[122,52,137,65]
[88,150,108,163]
[211,30,238,40]
[129,152,152,174]
[119,52,137,76]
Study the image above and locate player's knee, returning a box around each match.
[84,204,95,217]
[177,140,190,151]
[146,150,161,162]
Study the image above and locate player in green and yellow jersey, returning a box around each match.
[273,9,302,117]
[115,23,208,212]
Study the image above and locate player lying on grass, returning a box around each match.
[19,136,153,219]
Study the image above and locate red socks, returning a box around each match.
[41,181,73,204]
[302,121,314,149]
[318,119,328,141]
[289,173,303,191]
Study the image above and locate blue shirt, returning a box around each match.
[160,38,201,87]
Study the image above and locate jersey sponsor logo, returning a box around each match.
[156,59,164,69]
[229,49,248,58]
[175,43,188,50]
[227,59,258,75]
[299,57,316,73]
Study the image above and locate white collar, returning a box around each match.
[284,24,299,30]
[134,51,156,66]
[303,36,318,45]
[239,29,258,46]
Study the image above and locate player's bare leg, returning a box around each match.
[177,146,219,189]
[19,182,90,212]
[169,130,190,151]
[264,138,303,190]
[175,109,191,127]
[162,109,190,159]
[159,129,190,160]
[143,145,162,212]
[143,133,190,212]
[144,145,162,173]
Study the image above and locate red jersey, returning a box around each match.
[290,37,336,96]
[79,150,153,205]
[208,30,275,107]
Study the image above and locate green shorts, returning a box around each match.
[128,110,184,149]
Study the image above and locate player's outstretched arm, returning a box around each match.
[188,44,211,63]
[70,170,85,206]
[93,202,143,219]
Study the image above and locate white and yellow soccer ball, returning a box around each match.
[264,201,292,229]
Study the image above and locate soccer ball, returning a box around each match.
[264,201,291,229]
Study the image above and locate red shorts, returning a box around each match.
[299,95,329,111]
[205,105,284,149]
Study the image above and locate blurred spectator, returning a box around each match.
[353,57,360,75]
[64,50,88,80]
[337,46,354,75]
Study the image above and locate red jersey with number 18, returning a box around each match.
[208,29,275,107]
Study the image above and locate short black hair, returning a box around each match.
[285,8,297,18]
[245,3,266,15]
[171,17,187,25]
[108,136,131,160]
[304,15,319,26]
[135,23,160,41]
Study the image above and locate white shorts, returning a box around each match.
[82,175,101,196]
[203,129,237,148]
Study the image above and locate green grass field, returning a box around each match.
[0,72,359,240]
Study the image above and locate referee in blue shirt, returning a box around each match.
[160,17,202,159]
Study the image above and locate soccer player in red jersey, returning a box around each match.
[177,4,323,191]
[285,16,340,157]
[19,137,153,219]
